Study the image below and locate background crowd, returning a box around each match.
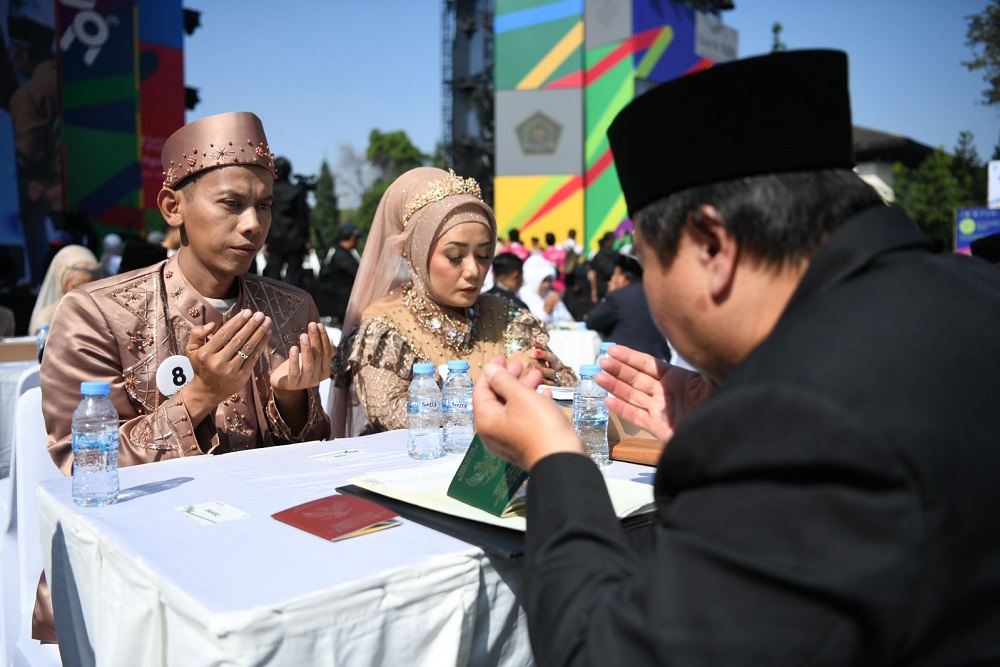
[2,172,675,360]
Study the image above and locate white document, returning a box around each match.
[350,463,654,532]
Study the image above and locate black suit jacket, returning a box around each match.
[318,245,359,322]
[266,179,310,253]
[486,283,530,312]
[525,206,1000,665]
[586,281,670,361]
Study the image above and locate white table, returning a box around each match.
[0,359,37,479]
[546,327,602,375]
[38,430,653,666]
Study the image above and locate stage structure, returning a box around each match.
[443,0,496,207]
[445,0,737,252]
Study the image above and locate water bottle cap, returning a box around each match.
[579,365,601,377]
[39,324,50,332]
[412,362,435,375]
[447,360,470,371]
[80,381,111,396]
[599,342,614,352]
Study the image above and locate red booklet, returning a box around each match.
[272,494,400,542]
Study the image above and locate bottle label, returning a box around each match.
[419,399,439,410]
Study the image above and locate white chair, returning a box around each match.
[8,387,61,666]
[1,365,40,534]
[1,365,41,667]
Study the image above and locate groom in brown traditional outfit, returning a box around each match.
[36,112,332,641]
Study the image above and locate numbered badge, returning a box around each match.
[156,354,194,397]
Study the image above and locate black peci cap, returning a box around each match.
[607,50,855,218]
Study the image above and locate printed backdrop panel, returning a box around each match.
[60,0,142,232]
[496,88,584,177]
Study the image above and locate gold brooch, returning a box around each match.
[403,169,482,225]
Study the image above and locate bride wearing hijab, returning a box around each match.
[330,167,576,436]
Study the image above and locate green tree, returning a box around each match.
[964,1,1000,154]
[355,130,429,233]
[310,159,339,257]
[894,150,960,251]
[952,130,988,206]
[964,1,1000,108]
[771,22,786,52]
[893,133,987,251]
[366,129,427,181]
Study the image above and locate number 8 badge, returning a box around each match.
[156,354,195,397]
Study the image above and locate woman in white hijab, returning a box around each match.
[29,244,100,334]
[329,167,576,436]
[519,254,576,325]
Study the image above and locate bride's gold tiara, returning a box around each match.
[403,169,482,225]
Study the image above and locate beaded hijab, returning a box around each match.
[330,166,497,436]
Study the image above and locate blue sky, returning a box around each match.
[185,1,998,204]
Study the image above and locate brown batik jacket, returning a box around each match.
[41,253,330,475]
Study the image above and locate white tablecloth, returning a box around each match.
[38,430,653,666]
[546,328,602,375]
[0,360,37,479]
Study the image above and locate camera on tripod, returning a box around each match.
[293,173,317,192]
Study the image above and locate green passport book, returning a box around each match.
[446,434,529,518]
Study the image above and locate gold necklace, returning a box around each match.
[402,283,481,353]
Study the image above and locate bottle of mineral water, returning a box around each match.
[595,341,615,366]
[573,365,610,466]
[407,363,444,460]
[71,381,120,507]
[442,359,474,454]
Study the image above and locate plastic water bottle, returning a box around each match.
[36,324,49,363]
[596,341,615,366]
[407,363,444,460]
[573,365,610,466]
[71,381,120,507]
[442,359,474,454]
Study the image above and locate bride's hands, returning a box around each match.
[508,340,562,384]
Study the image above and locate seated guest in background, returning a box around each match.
[317,223,363,326]
[562,243,592,321]
[473,50,1000,664]
[586,253,670,361]
[99,232,123,277]
[330,167,575,436]
[560,228,583,256]
[541,232,567,291]
[520,256,574,325]
[588,231,619,303]
[118,230,169,274]
[486,250,529,311]
[28,244,99,334]
[502,228,530,261]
